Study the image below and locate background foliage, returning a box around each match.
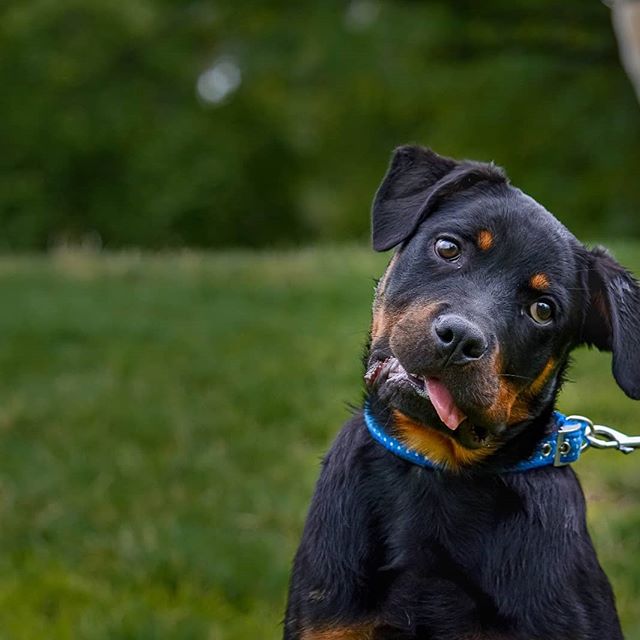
[1,0,639,249]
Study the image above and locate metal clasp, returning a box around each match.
[553,421,582,466]
[567,414,640,455]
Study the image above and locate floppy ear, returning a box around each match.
[581,246,640,399]
[371,145,506,251]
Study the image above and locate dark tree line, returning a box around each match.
[1,0,639,249]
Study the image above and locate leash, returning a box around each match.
[578,416,640,454]
[363,405,640,472]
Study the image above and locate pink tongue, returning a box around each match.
[425,378,466,431]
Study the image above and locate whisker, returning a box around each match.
[498,373,534,381]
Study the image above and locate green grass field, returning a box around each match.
[0,245,639,639]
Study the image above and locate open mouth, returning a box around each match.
[366,357,429,398]
[365,356,491,446]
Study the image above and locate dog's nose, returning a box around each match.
[432,314,488,365]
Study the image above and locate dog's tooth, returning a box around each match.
[364,365,378,384]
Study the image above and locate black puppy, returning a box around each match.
[284,146,640,640]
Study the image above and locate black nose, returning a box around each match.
[432,314,488,365]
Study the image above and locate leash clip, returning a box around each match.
[568,415,640,455]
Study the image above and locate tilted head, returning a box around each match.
[366,146,640,469]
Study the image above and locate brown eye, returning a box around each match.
[529,300,553,324]
[435,238,461,261]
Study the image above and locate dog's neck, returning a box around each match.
[366,389,561,474]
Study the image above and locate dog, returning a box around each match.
[283,146,640,639]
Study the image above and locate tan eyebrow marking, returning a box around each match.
[530,273,550,290]
[476,229,494,251]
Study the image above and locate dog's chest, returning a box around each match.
[372,469,594,637]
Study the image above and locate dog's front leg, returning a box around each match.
[283,421,385,640]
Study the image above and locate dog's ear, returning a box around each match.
[581,247,640,399]
[372,146,456,252]
[371,146,506,251]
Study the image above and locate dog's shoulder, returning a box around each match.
[304,411,380,537]
[286,413,385,629]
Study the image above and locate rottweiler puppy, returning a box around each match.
[284,146,640,640]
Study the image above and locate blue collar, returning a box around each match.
[363,405,590,472]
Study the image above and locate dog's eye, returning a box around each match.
[435,238,461,261]
[529,300,554,325]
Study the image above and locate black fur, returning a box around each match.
[580,247,640,399]
[284,146,639,639]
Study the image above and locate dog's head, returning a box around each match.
[366,146,640,465]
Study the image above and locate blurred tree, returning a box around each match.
[0,0,304,248]
[0,0,638,249]
[611,0,640,101]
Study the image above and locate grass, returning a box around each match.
[0,244,638,638]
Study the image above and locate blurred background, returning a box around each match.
[3,0,640,250]
[2,1,640,638]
